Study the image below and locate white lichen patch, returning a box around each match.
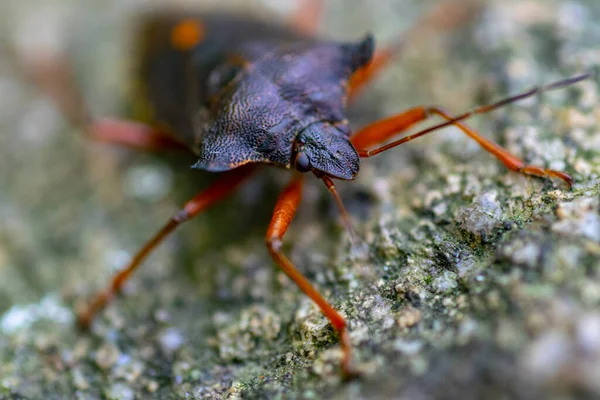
[456,192,503,237]
[214,305,282,362]
[95,342,121,370]
[395,307,422,329]
[0,293,73,334]
[157,327,185,356]
[553,196,600,242]
[431,271,459,294]
[293,300,332,349]
[122,163,174,202]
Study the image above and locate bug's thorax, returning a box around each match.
[192,35,374,180]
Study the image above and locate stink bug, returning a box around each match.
[19,0,591,376]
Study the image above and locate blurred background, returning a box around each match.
[0,0,598,398]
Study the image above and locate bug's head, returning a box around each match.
[292,122,359,180]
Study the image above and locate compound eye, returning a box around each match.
[295,152,311,172]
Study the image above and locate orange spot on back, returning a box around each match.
[170,19,205,51]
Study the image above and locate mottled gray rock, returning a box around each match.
[0,0,599,399]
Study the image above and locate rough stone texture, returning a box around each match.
[0,0,599,399]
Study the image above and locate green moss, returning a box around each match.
[1,0,599,398]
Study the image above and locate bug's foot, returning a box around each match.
[339,329,361,380]
[519,165,573,189]
[75,290,112,331]
[76,311,92,331]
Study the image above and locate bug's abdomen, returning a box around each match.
[133,11,301,145]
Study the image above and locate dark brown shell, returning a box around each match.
[136,11,373,178]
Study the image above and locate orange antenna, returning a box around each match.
[322,176,358,247]
[359,73,592,158]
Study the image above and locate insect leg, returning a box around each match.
[352,105,572,187]
[88,118,189,152]
[17,53,89,127]
[289,0,325,36]
[266,175,354,376]
[348,0,481,100]
[351,74,591,188]
[77,165,255,329]
[348,41,401,101]
[14,49,186,152]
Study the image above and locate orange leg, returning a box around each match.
[348,42,400,101]
[266,175,354,376]
[349,73,593,188]
[15,48,186,152]
[89,118,189,152]
[289,0,325,36]
[77,165,254,329]
[351,106,573,187]
[348,0,481,100]
[18,54,89,128]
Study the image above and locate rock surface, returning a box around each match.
[0,0,598,398]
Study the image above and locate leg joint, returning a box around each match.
[423,105,444,117]
[173,209,190,223]
[265,236,283,252]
